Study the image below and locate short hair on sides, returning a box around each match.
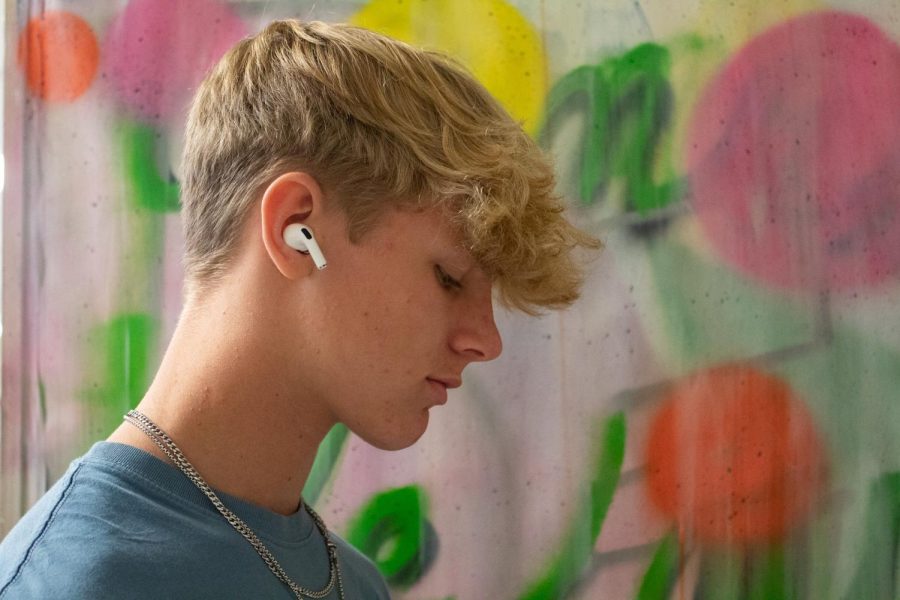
[180,19,601,315]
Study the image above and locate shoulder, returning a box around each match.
[0,461,85,597]
[330,532,392,599]
[0,461,143,598]
[0,458,228,599]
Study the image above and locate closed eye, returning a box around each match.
[434,265,462,290]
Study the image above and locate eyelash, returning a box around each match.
[435,265,462,290]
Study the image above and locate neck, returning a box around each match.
[107,291,335,517]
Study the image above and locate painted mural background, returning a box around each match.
[3,0,900,598]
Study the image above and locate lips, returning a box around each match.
[426,376,462,407]
[427,376,462,389]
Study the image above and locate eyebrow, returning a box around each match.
[444,244,476,272]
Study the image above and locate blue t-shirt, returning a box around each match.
[0,442,390,599]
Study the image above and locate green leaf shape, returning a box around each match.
[82,313,158,432]
[519,411,627,599]
[540,44,681,213]
[346,484,438,588]
[746,545,791,600]
[541,64,609,205]
[303,424,350,505]
[635,532,680,600]
[119,120,181,213]
[844,472,900,600]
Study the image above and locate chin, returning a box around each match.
[354,411,430,451]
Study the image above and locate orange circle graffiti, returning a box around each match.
[645,365,828,545]
[18,11,99,102]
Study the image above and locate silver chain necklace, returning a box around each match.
[123,409,345,599]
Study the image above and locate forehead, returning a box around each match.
[353,204,494,286]
[341,203,483,278]
[371,206,467,251]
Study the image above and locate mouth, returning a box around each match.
[427,376,462,389]
[426,378,454,405]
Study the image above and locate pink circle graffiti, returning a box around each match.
[103,0,247,122]
[686,11,900,290]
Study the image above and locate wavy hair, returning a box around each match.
[181,19,600,314]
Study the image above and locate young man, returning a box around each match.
[0,20,597,598]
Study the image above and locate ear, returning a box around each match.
[259,171,325,280]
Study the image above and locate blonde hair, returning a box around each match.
[181,19,599,314]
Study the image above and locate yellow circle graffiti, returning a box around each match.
[352,0,546,135]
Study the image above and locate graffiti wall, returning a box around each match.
[3,0,900,598]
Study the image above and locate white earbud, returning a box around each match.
[283,223,327,270]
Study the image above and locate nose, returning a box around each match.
[449,293,503,362]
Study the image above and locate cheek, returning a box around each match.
[325,290,403,371]
[354,277,432,338]
[322,264,444,370]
